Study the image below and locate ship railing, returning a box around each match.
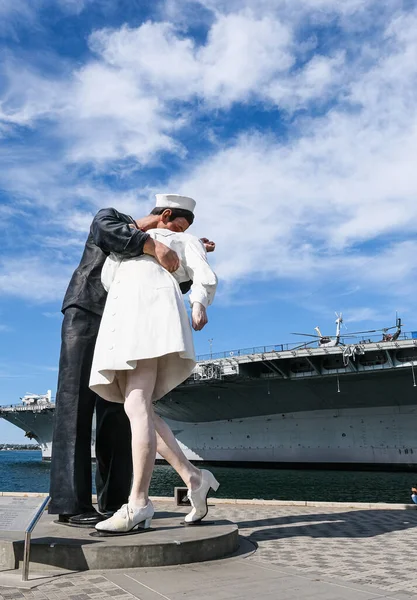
[0,402,55,412]
[196,332,415,362]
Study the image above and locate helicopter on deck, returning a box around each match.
[20,390,52,406]
[292,314,404,349]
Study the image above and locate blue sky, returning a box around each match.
[1,0,417,442]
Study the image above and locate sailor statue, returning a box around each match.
[49,197,216,527]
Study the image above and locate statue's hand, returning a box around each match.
[192,302,208,331]
[144,239,180,273]
[200,238,215,253]
[155,241,180,273]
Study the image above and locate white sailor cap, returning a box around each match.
[155,194,196,214]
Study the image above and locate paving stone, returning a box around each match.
[3,501,417,598]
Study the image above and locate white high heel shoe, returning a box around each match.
[95,500,154,533]
[185,470,220,524]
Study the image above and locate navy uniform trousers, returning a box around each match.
[49,306,133,515]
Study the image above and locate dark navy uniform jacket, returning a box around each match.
[62,207,192,317]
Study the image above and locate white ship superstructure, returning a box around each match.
[2,318,417,468]
[0,391,95,459]
[1,392,57,459]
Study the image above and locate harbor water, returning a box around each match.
[0,450,416,503]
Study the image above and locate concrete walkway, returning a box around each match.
[2,500,417,600]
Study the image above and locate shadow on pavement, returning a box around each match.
[234,509,417,542]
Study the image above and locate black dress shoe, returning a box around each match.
[58,510,106,527]
[69,511,107,526]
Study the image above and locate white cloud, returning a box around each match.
[88,12,336,113]
[0,0,94,38]
[168,111,417,282]
[89,22,200,97]
[343,308,397,325]
[57,0,94,15]
[0,60,68,126]
[267,51,346,109]
[198,12,293,105]
[0,9,350,165]
[0,1,40,40]
[1,0,417,313]
[0,0,36,22]
[0,257,72,302]
[67,62,183,164]
[0,361,59,379]
[182,0,396,20]
[162,7,417,294]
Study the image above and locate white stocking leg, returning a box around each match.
[124,358,158,508]
[153,411,201,490]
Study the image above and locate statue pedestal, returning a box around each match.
[0,505,238,572]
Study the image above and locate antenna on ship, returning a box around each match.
[335,312,343,342]
[208,338,213,359]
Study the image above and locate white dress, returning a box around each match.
[89,229,217,404]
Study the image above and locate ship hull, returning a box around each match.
[2,404,417,468]
[0,408,95,461]
[165,404,417,468]
[2,403,417,468]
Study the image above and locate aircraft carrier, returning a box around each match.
[2,317,417,469]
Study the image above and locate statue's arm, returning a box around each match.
[91,207,150,258]
[184,238,218,308]
[178,239,215,295]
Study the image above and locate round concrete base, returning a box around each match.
[0,509,238,571]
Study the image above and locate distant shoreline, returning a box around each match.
[0,446,41,451]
